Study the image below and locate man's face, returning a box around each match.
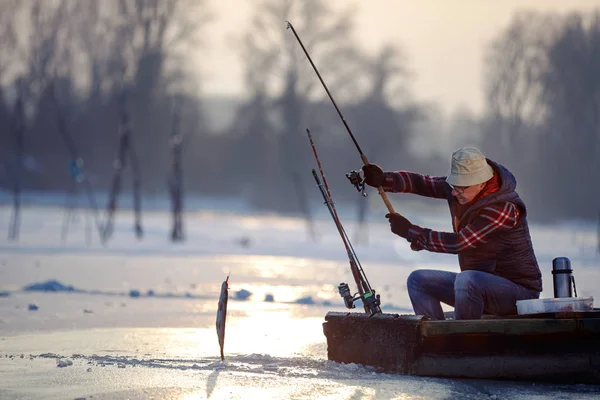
[450,183,485,205]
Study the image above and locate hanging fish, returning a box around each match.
[216,275,229,361]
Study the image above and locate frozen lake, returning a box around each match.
[1,201,599,399]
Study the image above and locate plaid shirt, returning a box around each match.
[382,171,520,254]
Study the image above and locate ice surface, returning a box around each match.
[1,202,600,399]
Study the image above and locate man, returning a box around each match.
[361,147,542,320]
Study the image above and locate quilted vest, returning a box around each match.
[448,160,542,292]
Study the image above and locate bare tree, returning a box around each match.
[346,45,422,244]
[349,45,423,166]
[539,12,600,218]
[105,0,212,97]
[102,88,143,243]
[483,10,600,220]
[7,82,25,241]
[238,0,363,213]
[168,95,185,242]
[483,11,559,152]
[108,0,212,197]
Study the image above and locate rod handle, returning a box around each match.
[360,154,396,214]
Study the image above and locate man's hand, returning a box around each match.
[385,213,412,238]
[362,164,384,187]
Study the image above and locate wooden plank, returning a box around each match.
[421,318,600,337]
[415,354,600,384]
[446,311,600,320]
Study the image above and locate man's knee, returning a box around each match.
[407,270,427,290]
[454,270,486,292]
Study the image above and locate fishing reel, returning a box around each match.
[338,282,381,316]
[345,170,367,197]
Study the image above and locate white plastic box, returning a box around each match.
[516,296,594,315]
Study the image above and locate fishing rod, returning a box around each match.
[307,129,381,315]
[311,169,381,315]
[286,21,396,215]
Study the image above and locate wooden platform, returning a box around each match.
[323,311,600,384]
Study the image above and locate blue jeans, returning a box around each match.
[407,269,540,320]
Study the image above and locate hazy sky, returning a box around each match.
[201,0,600,116]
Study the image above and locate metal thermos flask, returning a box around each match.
[552,257,575,298]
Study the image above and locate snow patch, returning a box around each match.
[24,280,77,292]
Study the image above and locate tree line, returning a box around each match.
[481,11,600,221]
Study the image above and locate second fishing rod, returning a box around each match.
[307,129,381,316]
